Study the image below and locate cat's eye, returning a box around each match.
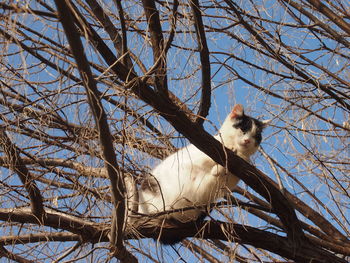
[233,116,253,133]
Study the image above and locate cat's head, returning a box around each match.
[220,104,268,158]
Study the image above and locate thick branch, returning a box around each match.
[114,0,128,65]
[133,221,346,263]
[0,208,345,262]
[0,129,44,220]
[141,0,168,93]
[0,233,81,246]
[53,1,131,261]
[0,208,106,241]
[190,0,211,125]
[306,0,350,36]
[85,0,133,69]
[0,245,36,263]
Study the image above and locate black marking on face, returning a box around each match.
[254,128,262,145]
[233,115,264,146]
[254,119,264,145]
[232,115,253,133]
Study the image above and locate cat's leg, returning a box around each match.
[209,164,226,177]
[125,174,139,220]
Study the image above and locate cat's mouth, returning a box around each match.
[237,142,255,153]
[239,142,252,148]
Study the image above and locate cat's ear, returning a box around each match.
[229,104,244,119]
[261,119,272,128]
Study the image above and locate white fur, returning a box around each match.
[133,105,262,223]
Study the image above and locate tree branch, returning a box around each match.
[133,220,346,263]
[306,0,350,36]
[0,2,56,18]
[190,0,211,125]
[0,233,82,246]
[53,1,133,261]
[0,129,45,220]
[0,208,345,262]
[141,0,168,93]
[0,208,106,242]
[0,245,36,263]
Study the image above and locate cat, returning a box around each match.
[127,104,268,243]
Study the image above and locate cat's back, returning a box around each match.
[151,143,212,179]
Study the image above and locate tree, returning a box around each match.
[0,0,349,262]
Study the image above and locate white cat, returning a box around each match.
[133,104,267,224]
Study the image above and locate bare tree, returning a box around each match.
[0,0,349,262]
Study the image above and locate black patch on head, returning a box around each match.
[253,119,264,145]
[233,115,264,146]
[233,115,252,133]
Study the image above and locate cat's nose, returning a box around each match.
[243,139,250,145]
